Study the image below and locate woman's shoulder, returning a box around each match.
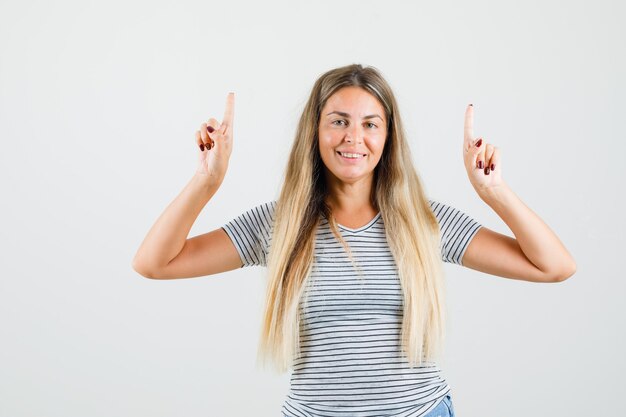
[425,197,482,230]
[426,198,469,225]
[426,198,458,213]
[252,200,277,212]
[225,200,276,225]
[426,198,445,214]
[223,201,277,245]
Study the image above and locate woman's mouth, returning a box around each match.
[336,151,365,160]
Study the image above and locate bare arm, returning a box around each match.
[460,103,576,283]
[132,93,241,279]
[462,183,576,282]
[131,173,242,279]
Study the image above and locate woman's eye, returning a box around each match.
[332,119,347,126]
[366,122,377,128]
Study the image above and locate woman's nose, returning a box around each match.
[345,126,363,144]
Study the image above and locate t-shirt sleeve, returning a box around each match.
[428,199,483,265]
[221,201,276,268]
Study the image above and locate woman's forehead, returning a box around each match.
[322,86,386,119]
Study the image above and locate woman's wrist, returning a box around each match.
[191,171,222,197]
[476,180,512,207]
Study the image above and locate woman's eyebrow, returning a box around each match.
[326,111,383,121]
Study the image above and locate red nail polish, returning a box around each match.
[475,138,482,147]
[199,143,205,151]
[207,126,215,133]
[478,161,483,169]
[469,103,473,107]
[485,166,490,175]
[490,163,495,171]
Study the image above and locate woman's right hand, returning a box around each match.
[195,92,235,185]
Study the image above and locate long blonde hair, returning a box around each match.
[256,64,446,373]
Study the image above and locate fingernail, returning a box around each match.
[485,166,490,175]
[478,160,483,169]
[475,138,482,147]
[490,163,495,171]
[207,126,215,133]
[199,143,205,151]
[469,103,473,107]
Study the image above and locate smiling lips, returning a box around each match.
[337,151,366,160]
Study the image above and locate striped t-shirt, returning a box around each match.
[222,200,482,417]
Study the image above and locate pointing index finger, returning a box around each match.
[222,92,235,129]
[464,104,474,148]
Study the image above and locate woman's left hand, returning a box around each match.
[463,104,505,196]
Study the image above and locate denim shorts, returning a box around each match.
[423,394,455,417]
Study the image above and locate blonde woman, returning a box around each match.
[132,64,576,417]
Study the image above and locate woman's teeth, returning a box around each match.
[339,152,364,159]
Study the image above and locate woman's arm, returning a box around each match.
[460,104,576,283]
[461,182,576,283]
[132,93,242,279]
[131,173,242,279]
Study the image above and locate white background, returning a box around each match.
[1,0,624,416]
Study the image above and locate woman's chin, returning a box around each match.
[328,169,373,185]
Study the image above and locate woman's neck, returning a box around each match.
[324,173,377,216]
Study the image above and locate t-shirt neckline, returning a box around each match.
[337,212,382,233]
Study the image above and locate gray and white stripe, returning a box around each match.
[222,200,482,416]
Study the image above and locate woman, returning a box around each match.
[132,64,576,417]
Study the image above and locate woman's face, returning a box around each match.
[318,86,388,186]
